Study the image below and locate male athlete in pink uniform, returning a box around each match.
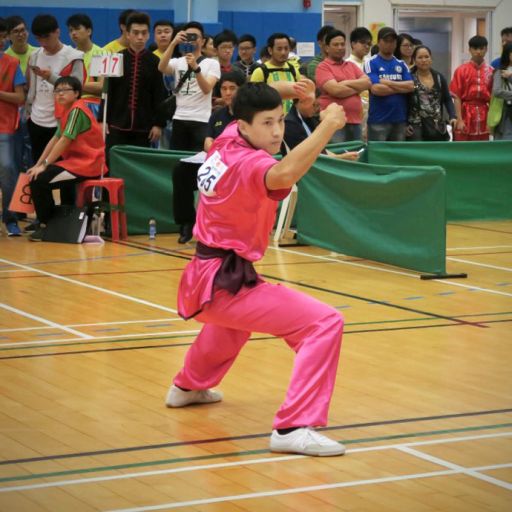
[166,82,347,456]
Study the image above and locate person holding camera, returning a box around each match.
[158,21,220,244]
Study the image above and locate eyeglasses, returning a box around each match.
[401,43,413,48]
[53,88,75,95]
[10,28,27,35]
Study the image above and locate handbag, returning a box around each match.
[488,79,511,127]
[42,205,89,244]
[487,95,504,128]
[420,116,449,141]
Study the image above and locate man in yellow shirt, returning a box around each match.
[6,16,36,75]
[152,19,174,59]
[250,32,302,114]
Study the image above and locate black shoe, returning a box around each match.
[24,221,40,232]
[29,227,45,242]
[178,223,193,244]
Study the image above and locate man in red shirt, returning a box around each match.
[316,29,371,142]
[450,35,493,141]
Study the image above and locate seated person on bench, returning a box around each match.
[26,76,106,241]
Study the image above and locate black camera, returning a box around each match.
[186,33,198,42]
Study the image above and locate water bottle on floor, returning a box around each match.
[149,218,157,239]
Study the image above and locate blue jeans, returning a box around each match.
[0,133,17,225]
[368,123,407,141]
[13,108,32,172]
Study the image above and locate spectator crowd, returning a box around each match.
[1,10,511,240]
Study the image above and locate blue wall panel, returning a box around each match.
[2,6,321,52]
[1,6,174,47]
[229,11,321,51]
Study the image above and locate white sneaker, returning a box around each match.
[165,384,223,407]
[270,427,346,456]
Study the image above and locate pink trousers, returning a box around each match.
[174,281,343,429]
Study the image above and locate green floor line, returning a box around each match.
[1,422,510,485]
[2,311,511,353]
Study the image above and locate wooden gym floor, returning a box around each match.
[0,220,511,511]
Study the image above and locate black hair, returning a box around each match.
[66,13,93,31]
[501,27,512,37]
[54,75,82,98]
[214,29,238,49]
[394,33,414,59]
[126,12,151,32]
[220,71,245,88]
[370,44,379,56]
[350,27,372,44]
[325,29,346,46]
[468,35,488,49]
[411,44,432,60]
[499,42,512,69]
[316,24,334,43]
[267,32,290,49]
[119,9,135,27]
[6,15,26,33]
[238,34,256,47]
[410,45,432,73]
[153,19,173,30]
[233,82,281,123]
[31,14,59,37]
[0,18,7,33]
[183,21,204,38]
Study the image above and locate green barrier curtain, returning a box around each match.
[366,141,512,221]
[110,145,195,235]
[297,155,447,274]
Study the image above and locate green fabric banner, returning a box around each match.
[110,145,195,235]
[297,155,447,274]
[366,140,512,221]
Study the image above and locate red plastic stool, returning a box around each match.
[76,178,127,241]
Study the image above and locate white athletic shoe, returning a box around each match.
[165,385,223,407]
[270,427,346,456]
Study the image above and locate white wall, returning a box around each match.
[358,0,511,63]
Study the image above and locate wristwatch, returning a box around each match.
[42,158,49,167]
[194,66,202,74]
